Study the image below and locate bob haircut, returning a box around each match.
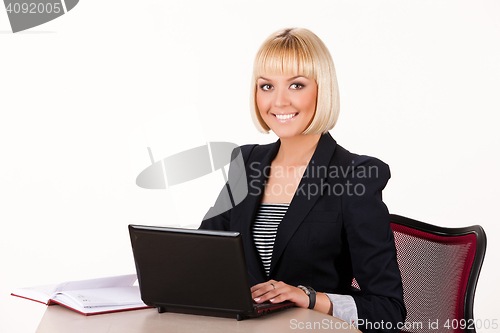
[250,28,340,134]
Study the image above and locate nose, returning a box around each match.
[274,87,291,107]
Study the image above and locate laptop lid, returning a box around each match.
[128,225,256,319]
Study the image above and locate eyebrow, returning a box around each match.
[257,75,307,81]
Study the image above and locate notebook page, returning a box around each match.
[55,286,144,308]
[52,274,137,293]
[11,283,58,303]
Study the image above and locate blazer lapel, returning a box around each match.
[233,139,281,284]
[269,133,337,276]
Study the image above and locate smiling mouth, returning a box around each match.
[273,113,299,121]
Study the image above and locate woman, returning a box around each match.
[200,28,406,333]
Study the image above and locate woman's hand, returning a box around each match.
[251,280,333,315]
[251,280,310,308]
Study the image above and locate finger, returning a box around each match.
[250,285,268,297]
[251,281,281,301]
[265,287,294,304]
[250,280,277,297]
[250,283,264,293]
[251,285,275,300]
[253,289,280,303]
[269,293,288,303]
[250,279,277,293]
[254,283,292,303]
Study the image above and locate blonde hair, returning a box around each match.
[250,28,340,134]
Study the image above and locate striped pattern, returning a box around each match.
[252,203,289,276]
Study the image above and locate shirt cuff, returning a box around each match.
[325,293,358,328]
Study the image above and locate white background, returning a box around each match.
[1,1,499,332]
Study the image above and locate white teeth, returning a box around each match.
[275,113,296,120]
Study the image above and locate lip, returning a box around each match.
[272,112,299,123]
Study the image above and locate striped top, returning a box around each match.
[252,203,289,276]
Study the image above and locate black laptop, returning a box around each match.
[128,225,294,320]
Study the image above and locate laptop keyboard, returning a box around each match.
[254,300,295,313]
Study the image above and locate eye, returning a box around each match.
[260,84,273,91]
[290,83,305,90]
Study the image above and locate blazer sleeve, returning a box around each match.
[342,156,406,333]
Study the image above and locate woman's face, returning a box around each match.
[256,75,317,139]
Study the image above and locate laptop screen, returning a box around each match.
[129,225,255,314]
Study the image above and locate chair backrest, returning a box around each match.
[390,214,486,333]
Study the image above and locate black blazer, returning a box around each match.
[200,132,406,333]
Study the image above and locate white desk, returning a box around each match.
[36,305,361,333]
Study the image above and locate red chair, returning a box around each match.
[390,214,486,333]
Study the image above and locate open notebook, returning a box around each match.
[11,274,148,315]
